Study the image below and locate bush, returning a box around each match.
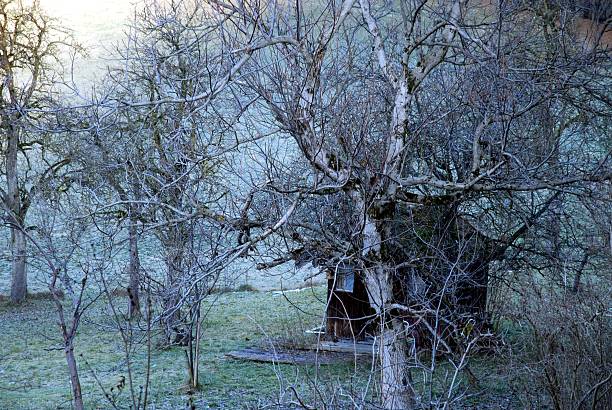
[509,282,611,409]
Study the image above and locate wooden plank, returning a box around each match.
[225,347,353,365]
[313,340,378,355]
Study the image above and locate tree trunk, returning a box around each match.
[361,211,417,409]
[64,340,84,410]
[52,277,85,410]
[162,224,188,342]
[158,183,192,342]
[364,265,416,410]
[127,219,141,318]
[571,252,589,293]
[7,123,27,304]
[10,227,27,303]
[380,320,415,410]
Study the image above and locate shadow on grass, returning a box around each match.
[0,290,64,305]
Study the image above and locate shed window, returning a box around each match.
[336,271,355,293]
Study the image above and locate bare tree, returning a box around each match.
[0,0,79,303]
[205,0,611,407]
[25,186,101,410]
[106,0,243,342]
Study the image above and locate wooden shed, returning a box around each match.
[325,265,375,341]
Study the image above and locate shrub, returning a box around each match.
[509,282,611,409]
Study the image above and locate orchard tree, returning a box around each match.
[79,0,259,341]
[0,0,78,303]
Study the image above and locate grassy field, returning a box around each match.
[0,285,518,409]
[0,286,374,409]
